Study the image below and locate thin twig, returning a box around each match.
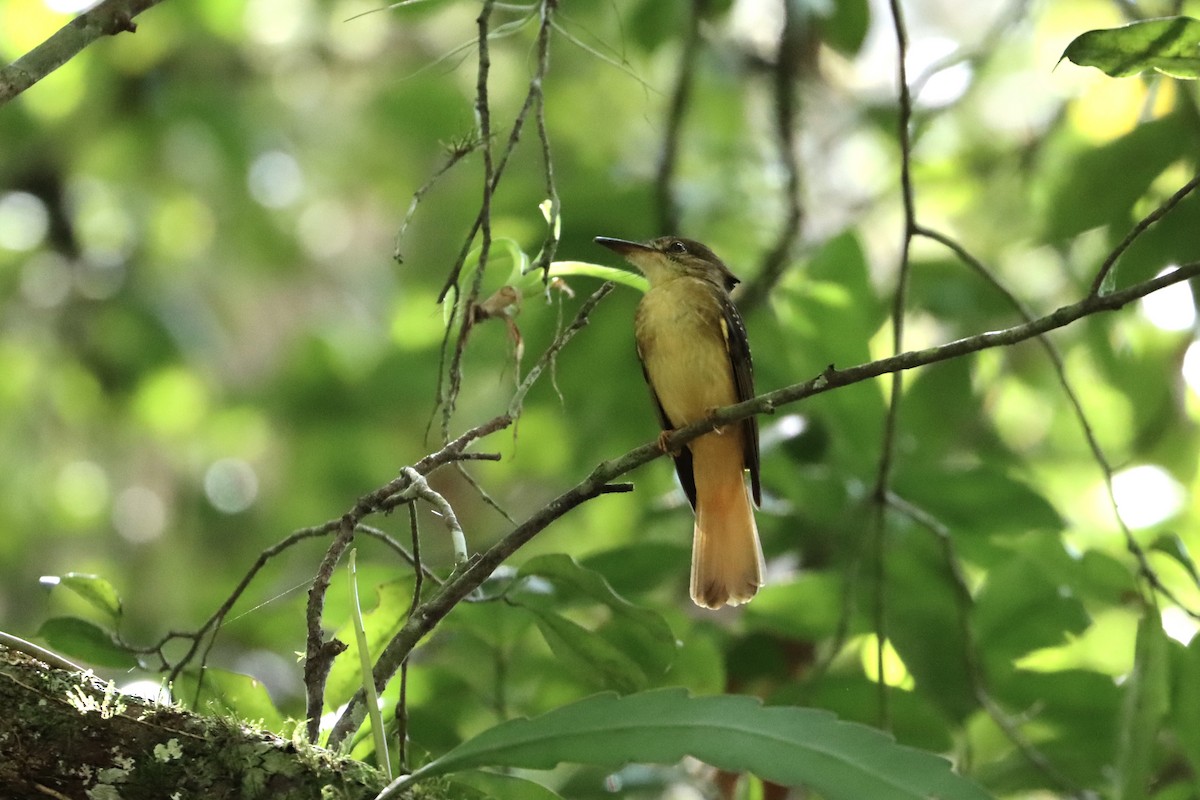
[509,282,615,417]
[399,467,466,562]
[1089,171,1200,297]
[737,0,805,312]
[654,0,705,234]
[531,0,561,278]
[440,0,498,441]
[395,502,421,772]
[433,0,560,438]
[866,0,919,732]
[393,137,481,263]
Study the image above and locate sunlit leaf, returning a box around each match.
[1116,610,1170,800]
[1149,532,1200,585]
[41,572,123,622]
[973,558,1091,661]
[1062,17,1200,79]
[173,666,285,730]
[36,617,137,670]
[1040,112,1191,243]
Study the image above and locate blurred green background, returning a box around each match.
[3,0,1200,796]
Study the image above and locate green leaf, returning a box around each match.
[326,579,413,706]
[526,606,649,693]
[1039,112,1191,243]
[580,542,685,598]
[1149,532,1200,585]
[36,617,138,669]
[1062,17,1200,79]
[451,770,564,800]
[1168,636,1200,776]
[387,688,992,800]
[1116,609,1170,800]
[815,0,870,56]
[744,572,850,640]
[892,466,1063,537]
[41,572,123,622]
[517,554,677,681]
[173,666,285,730]
[972,556,1091,661]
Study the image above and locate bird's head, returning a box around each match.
[595,236,740,292]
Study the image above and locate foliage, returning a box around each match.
[384,688,991,800]
[3,0,1200,798]
[1063,16,1200,79]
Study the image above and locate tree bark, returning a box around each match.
[0,643,400,800]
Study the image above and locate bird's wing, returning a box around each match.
[721,296,761,506]
[636,341,699,510]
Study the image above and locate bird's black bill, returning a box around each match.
[595,236,653,255]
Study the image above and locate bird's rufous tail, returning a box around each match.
[690,432,763,609]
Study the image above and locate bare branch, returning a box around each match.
[0,0,165,105]
[737,0,806,312]
[1089,171,1200,296]
[654,0,705,234]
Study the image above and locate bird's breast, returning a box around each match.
[635,279,739,428]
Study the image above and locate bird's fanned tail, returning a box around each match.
[690,432,764,609]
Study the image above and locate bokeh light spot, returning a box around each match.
[248,151,304,209]
[1140,267,1196,331]
[205,458,259,513]
[112,486,167,543]
[0,191,50,251]
[55,460,110,524]
[1108,465,1185,529]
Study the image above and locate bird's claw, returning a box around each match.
[656,430,680,455]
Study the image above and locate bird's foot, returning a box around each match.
[656,429,680,455]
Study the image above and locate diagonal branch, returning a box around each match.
[0,0,164,105]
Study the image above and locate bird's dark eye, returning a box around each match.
[668,240,688,255]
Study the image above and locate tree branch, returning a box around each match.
[0,0,164,105]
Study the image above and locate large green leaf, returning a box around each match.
[972,556,1091,662]
[1062,17,1200,79]
[40,573,123,623]
[1168,636,1200,776]
[173,666,285,730]
[1039,112,1191,243]
[516,554,677,683]
[36,617,137,670]
[1116,610,1170,800]
[743,571,851,640]
[526,606,650,694]
[450,770,565,799]
[382,688,991,799]
[892,466,1063,537]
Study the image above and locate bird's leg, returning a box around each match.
[656,429,679,455]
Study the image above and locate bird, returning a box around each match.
[595,235,763,609]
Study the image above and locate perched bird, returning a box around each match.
[595,236,763,609]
